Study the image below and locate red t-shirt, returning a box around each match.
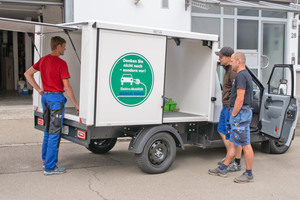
[33,55,70,92]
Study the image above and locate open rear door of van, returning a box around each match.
[0,17,81,120]
[259,64,298,152]
[0,17,78,34]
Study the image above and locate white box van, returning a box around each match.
[0,17,298,174]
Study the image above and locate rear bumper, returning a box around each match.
[34,111,89,147]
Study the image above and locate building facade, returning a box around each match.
[1,0,300,96]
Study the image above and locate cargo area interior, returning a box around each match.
[37,30,82,120]
[163,38,214,123]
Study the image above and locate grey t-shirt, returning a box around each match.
[229,69,253,107]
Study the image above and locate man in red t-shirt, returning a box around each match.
[25,36,79,175]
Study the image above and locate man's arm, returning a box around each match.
[232,88,245,117]
[62,79,79,114]
[24,67,44,95]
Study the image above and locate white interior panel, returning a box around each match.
[164,39,213,118]
[39,31,82,109]
[96,29,166,126]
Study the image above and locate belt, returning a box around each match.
[44,91,63,94]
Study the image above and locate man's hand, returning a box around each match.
[38,89,44,96]
[232,88,245,117]
[75,104,79,114]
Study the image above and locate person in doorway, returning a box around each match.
[24,36,79,175]
[215,47,242,172]
[209,52,254,183]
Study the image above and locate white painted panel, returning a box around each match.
[96,29,166,126]
[73,0,191,31]
[79,25,97,125]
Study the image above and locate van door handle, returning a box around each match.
[264,96,272,109]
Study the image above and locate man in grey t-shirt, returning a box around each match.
[209,52,254,183]
[215,47,242,172]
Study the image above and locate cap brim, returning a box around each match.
[215,51,223,56]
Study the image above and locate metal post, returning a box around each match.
[64,0,74,23]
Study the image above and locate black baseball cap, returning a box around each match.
[215,47,234,57]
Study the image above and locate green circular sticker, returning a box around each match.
[109,53,154,107]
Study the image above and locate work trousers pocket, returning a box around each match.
[231,126,247,144]
[49,102,64,135]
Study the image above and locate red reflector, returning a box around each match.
[36,107,38,111]
[275,128,278,132]
[77,130,86,140]
[79,118,82,123]
[37,118,44,126]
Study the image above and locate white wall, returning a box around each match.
[73,0,191,31]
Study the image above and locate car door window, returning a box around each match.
[268,67,291,96]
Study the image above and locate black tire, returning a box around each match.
[269,139,291,154]
[87,138,117,154]
[135,132,176,174]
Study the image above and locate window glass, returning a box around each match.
[191,17,220,35]
[192,6,220,14]
[223,19,234,48]
[217,63,225,88]
[237,9,259,16]
[237,20,258,49]
[224,7,234,15]
[249,68,258,77]
[251,79,261,113]
[269,67,291,96]
[262,11,287,18]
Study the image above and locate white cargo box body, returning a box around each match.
[32,21,219,127]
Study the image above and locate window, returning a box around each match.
[192,6,220,14]
[237,20,258,49]
[262,11,287,18]
[269,67,291,96]
[191,17,220,36]
[224,7,234,15]
[223,19,234,48]
[217,63,225,88]
[238,9,259,16]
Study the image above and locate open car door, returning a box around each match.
[260,64,298,152]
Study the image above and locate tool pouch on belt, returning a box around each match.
[49,102,64,135]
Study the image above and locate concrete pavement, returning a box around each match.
[1,117,300,200]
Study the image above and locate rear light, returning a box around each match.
[37,118,44,126]
[77,130,86,140]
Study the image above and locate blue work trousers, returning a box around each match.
[41,93,66,171]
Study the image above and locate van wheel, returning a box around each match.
[87,138,117,154]
[269,139,291,154]
[135,132,176,174]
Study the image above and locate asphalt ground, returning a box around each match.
[1,118,300,200]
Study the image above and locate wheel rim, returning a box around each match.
[93,139,111,147]
[274,141,284,148]
[148,140,168,165]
